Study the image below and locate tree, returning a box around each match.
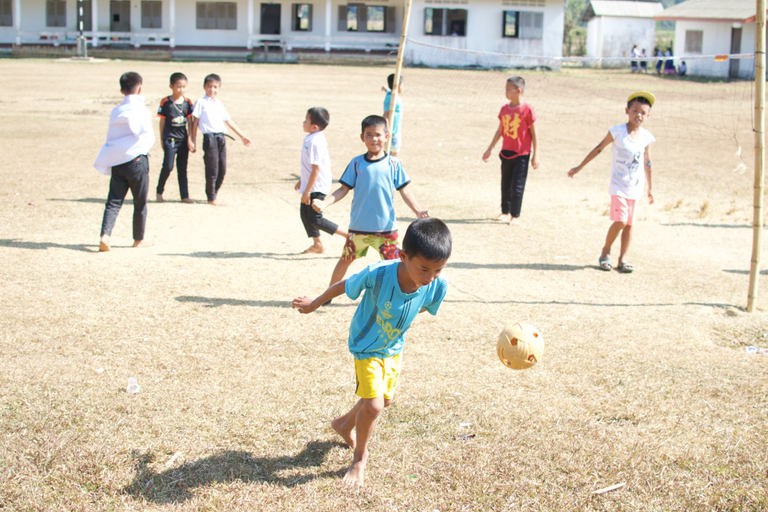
[563,0,587,56]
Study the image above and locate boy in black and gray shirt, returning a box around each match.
[156,72,195,203]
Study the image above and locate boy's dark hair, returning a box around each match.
[387,73,403,90]
[119,72,142,94]
[362,114,388,134]
[402,218,452,262]
[307,107,330,130]
[204,73,222,86]
[170,72,187,85]
[628,96,652,109]
[506,76,525,92]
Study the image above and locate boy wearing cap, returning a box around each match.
[567,92,656,273]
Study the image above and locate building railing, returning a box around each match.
[247,33,398,52]
[16,31,172,48]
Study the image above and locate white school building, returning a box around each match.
[0,0,563,67]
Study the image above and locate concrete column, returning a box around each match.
[92,0,98,46]
[13,0,20,45]
[325,0,331,51]
[247,0,254,50]
[170,0,175,47]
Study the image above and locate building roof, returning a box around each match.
[655,0,764,23]
[581,1,664,23]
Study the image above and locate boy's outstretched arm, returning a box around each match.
[644,145,653,204]
[224,119,253,147]
[398,184,430,218]
[482,123,503,162]
[312,184,350,212]
[292,280,347,314]
[568,131,614,177]
[530,122,540,169]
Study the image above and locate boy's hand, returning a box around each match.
[482,149,493,162]
[295,181,301,192]
[567,167,580,178]
[417,210,430,219]
[242,135,253,147]
[301,191,311,205]
[531,155,540,169]
[188,140,196,153]
[292,296,318,314]
[647,191,654,205]
[312,198,325,212]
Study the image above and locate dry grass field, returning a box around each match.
[1,59,767,511]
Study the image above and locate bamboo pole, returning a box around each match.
[748,0,766,312]
[385,0,413,154]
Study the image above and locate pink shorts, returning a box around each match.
[610,196,636,226]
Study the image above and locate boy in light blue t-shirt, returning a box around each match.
[293,218,451,486]
[383,73,404,156]
[312,115,429,294]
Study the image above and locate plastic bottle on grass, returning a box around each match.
[126,377,141,393]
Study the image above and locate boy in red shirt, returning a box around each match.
[482,76,540,226]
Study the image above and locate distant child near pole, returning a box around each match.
[482,76,540,226]
[292,218,451,486]
[382,73,404,156]
[568,92,656,273]
[156,72,195,203]
[189,74,252,205]
[295,107,348,254]
[312,115,430,299]
[94,72,156,251]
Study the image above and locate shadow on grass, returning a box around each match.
[48,197,121,204]
[161,251,337,260]
[660,222,760,229]
[444,296,742,309]
[176,296,353,309]
[722,269,768,275]
[123,440,347,503]
[397,217,497,225]
[0,238,97,253]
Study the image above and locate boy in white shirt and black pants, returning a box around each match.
[295,107,347,254]
[189,74,252,205]
[94,72,156,252]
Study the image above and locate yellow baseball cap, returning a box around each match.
[628,91,655,107]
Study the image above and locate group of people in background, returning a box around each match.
[631,45,686,76]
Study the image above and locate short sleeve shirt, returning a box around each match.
[339,154,410,234]
[608,123,655,199]
[383,91,403,135]
[191,95,231,134]
[498,102,537,157]
[345,259,449,360]
[157,96,193,140]
[300,131,332,194]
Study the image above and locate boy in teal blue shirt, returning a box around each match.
[293,218,451,486]
[383,73,404,156]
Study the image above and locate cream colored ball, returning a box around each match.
[497,323,544,370]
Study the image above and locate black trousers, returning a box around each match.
[300,192,339,238]
[100,155,149,241]
[156,137,190,199]
[500,153,530,218]
[203,133,227,201]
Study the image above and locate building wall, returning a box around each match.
[673,20,744,78]
[405,0,563,68]
[585,15,654,67]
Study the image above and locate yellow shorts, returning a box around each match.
[354,354,402,399]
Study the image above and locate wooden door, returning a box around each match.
[110,0,131,32]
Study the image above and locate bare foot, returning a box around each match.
[302,245,326,254]
[509,216,521,226]
[208,200,218,206]
[99,236,111,252]
[342,456,367,486]
[133,240,155,248]
[181,198,196,204]
[331,418,356,449]
[494,213,511,222]
[156,193,164,203]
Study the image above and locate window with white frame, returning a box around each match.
[292,4,312,31]
[47,0,66,27]
[338,4,395,33]
[196,2,237,30]
[685,30,703,54]
[424,8,466,36]
[142,1,162,28]
[518,11,543,39]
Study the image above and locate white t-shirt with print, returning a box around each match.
[299,131,332,194]
[608,123,655,199]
